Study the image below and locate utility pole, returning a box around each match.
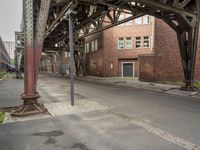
[69,10,75,106]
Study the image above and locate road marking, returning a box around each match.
[108,110,200,150]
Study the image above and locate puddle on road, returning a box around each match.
[33,130,63,137]
[74,93,86,99]
[44,137,57,144]
[113,81,127,84]
[55,143,90,150]
[33,130,63,145]
[71,143,90,150]
[33,131,90,149]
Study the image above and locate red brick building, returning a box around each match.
[85,15,154,77]
[83,15,200,82]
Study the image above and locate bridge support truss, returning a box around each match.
[178,23,199,90]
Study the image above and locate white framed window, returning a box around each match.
[135,36,142,48]
[143,36,150,48]
[86,43,90,53]
[91,41,95,52]
[85,43,87,53]
[64,52,68,58]
[125,14,132,26]
[118,14,125,26]
[125,37,132,49]
[143,16,150,24]
[95,39,98,51]
[118,37,124,49]
[92,63,97,69]
[110,63,113,69]
[135,17,142,24]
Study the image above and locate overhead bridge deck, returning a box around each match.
[13,0,200,116]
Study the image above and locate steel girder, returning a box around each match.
[44,0,198,45]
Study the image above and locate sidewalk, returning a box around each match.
[76,76,200,99]
[0,74,22,108]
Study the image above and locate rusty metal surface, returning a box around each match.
[23,0,35,95]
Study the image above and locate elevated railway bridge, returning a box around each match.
[13,0,200,116]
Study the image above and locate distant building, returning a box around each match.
[0,37,11,70]
[3,41,15,59]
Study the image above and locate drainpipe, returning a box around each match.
[152,16,157,82]
[103,32,106,77]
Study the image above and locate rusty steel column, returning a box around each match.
[11,0,50,117]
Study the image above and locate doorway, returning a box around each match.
[122,62,134,77]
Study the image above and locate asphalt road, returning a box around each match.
[0,73,200,150]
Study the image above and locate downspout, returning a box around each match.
[152,16,156,82]
[103,31,106,77]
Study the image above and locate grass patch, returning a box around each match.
[0,112,5,123]
[156,80,200,88]
[193,82,200,88]
[0,71,6,79]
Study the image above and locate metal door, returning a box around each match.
[123,63,134,77]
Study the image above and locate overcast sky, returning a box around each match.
[0,0,22,42]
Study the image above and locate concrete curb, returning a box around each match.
[76,77,200,100]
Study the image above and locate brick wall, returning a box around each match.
[139,54,155,81]
[82,16,154,77]
[85,32,104,76]
[103,16,154,77]
[194,31,200,80]
[153,19,184,81]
